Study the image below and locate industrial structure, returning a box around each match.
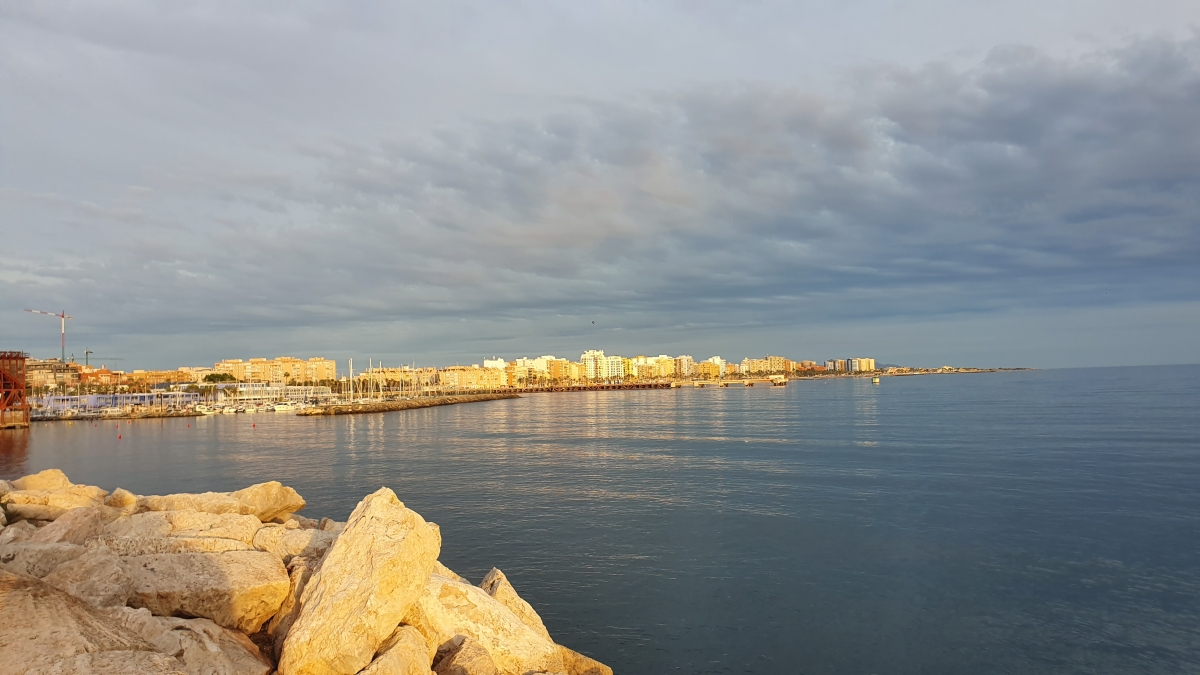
[0,351,31,429]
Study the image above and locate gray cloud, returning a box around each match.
[2,4,1199,367]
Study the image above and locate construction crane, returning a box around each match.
[82,349,124,367]
[25,309,73,362]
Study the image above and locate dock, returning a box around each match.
[297,393,520,416]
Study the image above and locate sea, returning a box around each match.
[3,365,1198,674]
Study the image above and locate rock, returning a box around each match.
[278,487,441,675]
[138,481,306,522]
[106,487,140,510]
[4,502,67,521]
[94,534,255,556]
[0,478,12,497]
[2,483,110,521]
[275,513,322,529]
[107,606,274,675]
[11,467,73,490]
[479,568,551,640]
[359,625,434,675]
[320,517,346,534]
[29,506,111,545]
[126,551,289,634]
[269,555,317,662]
[0,518,36,545]
[0,540,87,577]
[254,525,338,562]
[434,636,498,675]
[43,545,134,607]
[404,575,611,675]
[0,568,188,674]
[107,510,264,544]
[0,507,7,527]
[433,560,470,585]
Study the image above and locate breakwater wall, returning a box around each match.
[0,468,611,674]
[297,393,519,416]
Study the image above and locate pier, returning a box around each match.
[297,393,520,416]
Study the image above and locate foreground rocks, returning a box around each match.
[278,487,440,675]
[0,469,612,675]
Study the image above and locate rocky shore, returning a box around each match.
[0,469,611,675]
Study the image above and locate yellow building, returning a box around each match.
[215,357,337,383]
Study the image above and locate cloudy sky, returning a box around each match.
[3,2,1199,369]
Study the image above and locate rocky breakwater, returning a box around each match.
[0,469,612,675]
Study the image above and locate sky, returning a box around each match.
[2,1,1199,370]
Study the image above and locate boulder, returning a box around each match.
[11,467,73,490]
[254,525,337,562]
[126,551,289,634]
[269,555,317,662]
[479,568,551,640]
[2,483,110,521]
[94,534,255,556]
[275,513,322,529]
[107,606,273,675]
[138,482,305,522]
[0,540,87,577]
[29,506,111,545]
[0,568,188,674]
[359,624,435,675]
[0,506,7,527]
[320,518,346,534]
[0,478,13,497]
[404,575,611,675]
[0,518,36,545]
[106,487,141,511]
[106,510,264,544]
[434,636,498,675]
[43,545,133,607]
[278,487,441,675]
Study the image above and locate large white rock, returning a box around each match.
[0,540,87,577]
[107,606,274,675]
[404,575,611,675]
[125,551,289,634]
[43,545,134,607]
[254,524,337,562]
[0,568,187,674]
[11,467,73,490]
[2,483,110,521]
[433,636,498,675]
[358,624,434,675]
[107,510,264,544]
[278,487,441,675]
[138,482,306,522]
[479,568,551,640]
[269,555,317,662]
[29,506,111,545]
[0,518,36,545]
[94,534,256,556]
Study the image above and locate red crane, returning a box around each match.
[25,309,73,362]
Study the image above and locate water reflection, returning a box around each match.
[0,429,29,476]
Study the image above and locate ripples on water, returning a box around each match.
[4,366,1199,674]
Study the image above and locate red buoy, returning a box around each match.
[118,434,122,439]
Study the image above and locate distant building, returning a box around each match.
[674,355,695,378]
[214,356,336,383]
[483,357,508,370]
[26,358,81,390]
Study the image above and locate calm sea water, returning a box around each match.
[3,366,1199,674]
